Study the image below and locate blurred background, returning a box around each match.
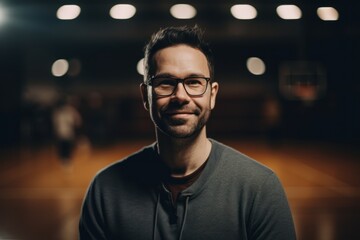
[0,0,359,239]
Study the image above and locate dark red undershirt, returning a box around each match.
[163,159,208,205]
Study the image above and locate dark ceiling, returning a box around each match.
[2,1,358,44]
[0,1,359,89]
[0,1,359,144]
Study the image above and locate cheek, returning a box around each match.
[149,96,166,116]
[204,92,215,110]
[193,98,211,112]
[148,90,160,108]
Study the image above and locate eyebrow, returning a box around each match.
[153,73,207,78]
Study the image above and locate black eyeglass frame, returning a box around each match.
[146,76,212,97]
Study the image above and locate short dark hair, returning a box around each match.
[143,25,214,83]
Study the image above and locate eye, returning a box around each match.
[153,78,176,87]
[185,78,205,86]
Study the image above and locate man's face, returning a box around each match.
[141,44,219,138]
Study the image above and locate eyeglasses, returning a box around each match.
[147,76,211,97]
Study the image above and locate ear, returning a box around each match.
[140,83,149,111]
[210,82,219,110]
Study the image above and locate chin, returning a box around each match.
[159,125,204,139]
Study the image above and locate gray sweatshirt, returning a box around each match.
[79,139,296,240]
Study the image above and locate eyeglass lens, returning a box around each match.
[152,77,209,96]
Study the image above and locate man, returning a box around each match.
[52,96,82,168]
[79,26,296,240]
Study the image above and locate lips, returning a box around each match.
[162,104,201,117]
[164,107,201,116]
[166,111,194,115]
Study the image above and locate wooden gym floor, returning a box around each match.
[0,138,359,240]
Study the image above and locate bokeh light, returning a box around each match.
[110,4,136,19]
[137,58,144,76]
[276,5,302,20]
[170,4,197,19]
[56,5,81,20]
[0,5,6,25]
[52,59,69,77]
[317,7,339,21]
[230,4,257,20]
[247,57,266,75]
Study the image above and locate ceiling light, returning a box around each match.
[317,7,339,21]
[170,4,197,19]
[137,58,144,75]
[276,5,302,20]
[230,4,257,20]
[110,4,136,19]
[57,5,81,20]
[52,59,69,77]
[247,57,266,75]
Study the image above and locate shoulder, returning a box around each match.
[91,143,159,187]
[209,139,275,182]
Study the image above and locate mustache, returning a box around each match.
[162,102,201,115]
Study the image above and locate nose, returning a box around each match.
[171,82,190,102]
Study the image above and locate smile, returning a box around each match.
[167,112,193,115]
[165,111,195,117]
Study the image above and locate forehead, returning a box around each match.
[152,44,209,77]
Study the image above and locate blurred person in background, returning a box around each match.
[52,96,82,169]
[79,26,296,240]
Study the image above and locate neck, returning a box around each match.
[156,128,212,177]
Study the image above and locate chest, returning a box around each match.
[104,186,249,240]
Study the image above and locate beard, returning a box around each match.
[151,101,211,139]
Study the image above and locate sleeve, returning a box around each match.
[79,178,107,240]
[248,173,297,240]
